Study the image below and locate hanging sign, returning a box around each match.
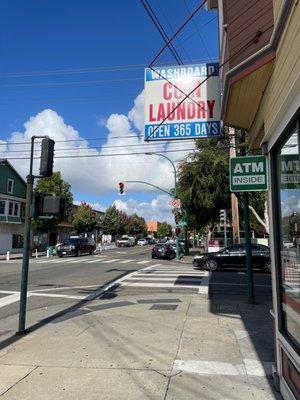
[230,156,268,192]
[144,63,221,141]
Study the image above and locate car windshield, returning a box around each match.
[66,238,80,244]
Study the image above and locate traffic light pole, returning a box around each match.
[144,153,180,260]
[17,135,50,334]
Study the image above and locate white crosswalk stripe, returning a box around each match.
[137,260,151,265]
[118,259,135,264]
[117,264,211,292]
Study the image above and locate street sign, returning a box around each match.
[144,63,221,141]
[170,199,181,208]
[230,155,268,192]
[178,220,188,227]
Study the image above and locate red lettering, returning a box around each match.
[187,103,196,119]
[163,83,172,100]
[207,100,215,118]
[166,103,176,121]
[176,103,186,120]
[197,101,206,119]
[157,103,166,121]
[149,104,156,122]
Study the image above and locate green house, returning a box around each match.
[0,159,26,253]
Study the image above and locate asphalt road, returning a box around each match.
[0,246,272,343]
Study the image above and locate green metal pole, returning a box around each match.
[243,192,255,303]
[17,137,35,334]
[240,130,255,303]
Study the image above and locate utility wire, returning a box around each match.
[3,147,196,161]
[141,0,183,65]
[149,0,208,66]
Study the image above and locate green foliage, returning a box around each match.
[126,213,147,236]
[73,202,97,234]
[100,204,128,236]
[157,221,172,237]
[32,171,73,233]
[177,138,230,230]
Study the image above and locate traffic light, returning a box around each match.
[119,182,125,195]
[40,138,55,177]
[220,209,226,222]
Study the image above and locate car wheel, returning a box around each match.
[204,258,218,271]
[58,254,63,258]
[264,260,271,273]
[152,254,156,259]
[89,249,94,255]
[77,250,82,257]
[193,260,199,268]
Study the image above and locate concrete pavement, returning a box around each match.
[0,250,281,399]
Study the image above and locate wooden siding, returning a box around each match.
[0,163,26,198]
[250,3,300,145]
[225,0,274,69]
[273,0,283,24]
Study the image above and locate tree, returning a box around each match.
[126,213,147,236]
[100,204,128,236]
[73,202,97,234]
[157,221,172,237]
[32,171,73,233]
[177,138,230,233]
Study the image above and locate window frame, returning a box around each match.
[271,111,300,354]
[0,200,6,215]
[7,178,14,194]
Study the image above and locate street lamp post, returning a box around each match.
[145,152,180,260]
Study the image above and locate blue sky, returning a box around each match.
[0,0,218,222]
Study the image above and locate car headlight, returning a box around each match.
[194,255,204,259]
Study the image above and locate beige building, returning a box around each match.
[209,0,300,398]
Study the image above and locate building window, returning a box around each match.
[12,234,23,248]
[14,203,19,216]
[7,179,14,194]
[0,200,5,215]
[8,202,13,216]
[275,120,300,353]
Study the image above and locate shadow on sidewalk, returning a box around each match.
[0,271,132,352]
[208,270,280,398]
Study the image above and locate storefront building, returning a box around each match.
[208,0,300,398]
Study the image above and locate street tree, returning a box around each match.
[32,171,73,233]
[126,213,147,236]
[100,204,128,237]
[157,221,172,237]
[73,202,97,234]
[177,138,230,235]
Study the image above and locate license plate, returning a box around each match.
[63,252,67,255]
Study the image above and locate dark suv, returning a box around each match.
[56,238,96,257]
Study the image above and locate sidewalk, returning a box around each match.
[0,276,281,399]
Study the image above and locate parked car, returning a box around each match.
[193,243,271,272]
[168,242,184,254]
[116,236,135,247]
[56,238,96,257]
[152,243,176,260]
[137,238,148,246]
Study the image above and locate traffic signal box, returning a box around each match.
[40,138,55,177]
[119,182,125,195]
[33,194,66,218]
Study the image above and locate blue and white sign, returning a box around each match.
[144,63,221,141]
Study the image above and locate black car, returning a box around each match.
[56,238,96,257]
[152,244,176,260]
[193,244,271,272]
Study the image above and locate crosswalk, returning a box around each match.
[32,255,152,266]
[115,263,211,293]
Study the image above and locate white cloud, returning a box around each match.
[114,194,174,224]
[73,200,106,212]
[0,91,194,222]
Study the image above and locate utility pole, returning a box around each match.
[229,127,240,243]
[240,130,255,303]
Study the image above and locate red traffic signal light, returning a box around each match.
[119,182,124,194]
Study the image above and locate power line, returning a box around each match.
[140,0,183,65]
[183,0,213,62]
[149,0,208,66]
[0,77,141,89]
[3,147,196,161]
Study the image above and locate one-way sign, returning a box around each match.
[230,155,268,192]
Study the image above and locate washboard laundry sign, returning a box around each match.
[144,63,221,141]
